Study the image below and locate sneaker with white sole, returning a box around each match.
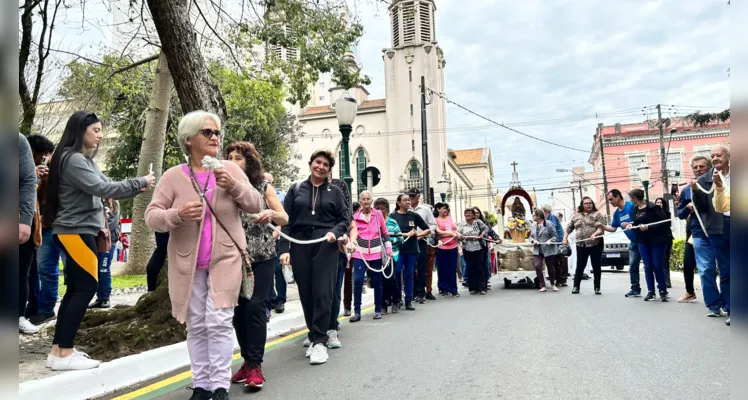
[305,345,314,358]
[309,344,328,365]
[19,317,39,334]
[46,349,90,368]
[302,337,311,347]
[326,330,341,349]
[50,352,100,371]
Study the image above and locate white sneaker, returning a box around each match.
[305,344,314,358]
[309,343,329,365]
[50,352,101,371]
[302,337,311,347]
[47,349,90,368]
[326,330,341,349]
[19,317,39,334]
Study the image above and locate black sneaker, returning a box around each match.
[659,291,669,302]
[274,303,285,313]
[594,288,601,295]
[187,387,212,400]
[415,296,426,304]
[571,287,580,294]
[28,311,56,325]
[88,299,111,309]
[624,289,641,298]
[391,303,400,314]
[644,291,656,301]
[452,292,460,297]
[212,388,230,400]
[405,302,416,311]
[707,309,724,318]
[425,293,436,301]
[343,309,352,317]
[349,314,361,323]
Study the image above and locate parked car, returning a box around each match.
[601,236,629,270]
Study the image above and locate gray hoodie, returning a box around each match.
[19,133,36,227]
[52,150,146,236]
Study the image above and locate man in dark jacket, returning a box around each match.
[691,145,730,323]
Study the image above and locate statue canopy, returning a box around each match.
[500,161,534,216]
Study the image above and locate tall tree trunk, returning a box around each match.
[124,52,173,275]
[145,0,226,118]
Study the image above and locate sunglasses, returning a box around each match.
[199,129,222,138]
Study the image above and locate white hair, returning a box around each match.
[541,204,552,213]
[264,172,274,182]
[177,110,222,156]
[359,190,373,200]
[712,144,730,157]
[690,154,712,169]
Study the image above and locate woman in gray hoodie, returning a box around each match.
[42,111,155,371]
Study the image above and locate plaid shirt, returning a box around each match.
[566,211,606,247]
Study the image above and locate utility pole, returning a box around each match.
[578,180,583,202]
[657,104,669,195]
[597,123,611,218]
[420,76,431,204]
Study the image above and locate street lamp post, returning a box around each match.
[436,176,449,202]
[335,91,358,196]
[637,162,652,201]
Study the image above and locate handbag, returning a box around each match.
[97,208,112,253]
[558,243,572,257]
[189,169,254,300]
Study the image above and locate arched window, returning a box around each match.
[409,161,420,178]
[356,148,368,194]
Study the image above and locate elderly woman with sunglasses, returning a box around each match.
[146,111,263,400]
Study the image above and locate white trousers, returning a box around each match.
[186,269,235,391]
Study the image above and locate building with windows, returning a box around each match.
[588,117,730,207]
[287,0,496,218]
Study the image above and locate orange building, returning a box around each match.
[588,117,730,207]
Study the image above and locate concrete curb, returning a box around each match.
[19,291,374,400]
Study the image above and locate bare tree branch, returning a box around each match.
[37,44,107,65]
[83,53,161,108]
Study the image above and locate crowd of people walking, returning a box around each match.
[17,110,731,400]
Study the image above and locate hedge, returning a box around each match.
[669,239,685,272]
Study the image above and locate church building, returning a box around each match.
[288,0,496,219]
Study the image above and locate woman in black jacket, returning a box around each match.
[630,189,670,302]
[655,197,673,288]
[279,149,350,366]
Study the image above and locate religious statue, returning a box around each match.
[511,197,526,219]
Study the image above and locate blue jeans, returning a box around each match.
[461,256,468,282]
[693,218,730,314]
[436,248,458,294]
[96,245,116,300]
[353,258,383,314]
[396,253,418,302]
[628,243,642,291]
[268,254,287,307]
[329,254,347,330]
[36,228,63,314]
[638,243,667,293]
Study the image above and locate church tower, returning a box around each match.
[383,0,448,196]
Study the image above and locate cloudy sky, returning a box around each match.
[47,0,730,204]
[347,0,730,204]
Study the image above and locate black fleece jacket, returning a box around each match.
[633,202,671,245]
[279,177,350,254]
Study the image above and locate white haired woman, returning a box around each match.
[145,110,263,400]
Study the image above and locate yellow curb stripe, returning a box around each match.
[112,305,376,399]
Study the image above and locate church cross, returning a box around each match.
[511,161,518,172]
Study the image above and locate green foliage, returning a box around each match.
[686,109,730,127]
[484,211,498,227]
[669,239,685,271]
[243,0,371,106]
[212,65,301,182]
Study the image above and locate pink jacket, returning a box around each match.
[145,161,262,323]
[352,209,392,261]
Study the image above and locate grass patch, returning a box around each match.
[58,274,147,297]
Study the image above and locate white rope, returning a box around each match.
[356,254,395,279]
[426,236,457,248]
[693,169,728,195]
[246,214,346,245]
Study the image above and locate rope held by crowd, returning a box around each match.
[246,214,347,245]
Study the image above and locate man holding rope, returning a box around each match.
[408,188,438,303]
[690,145,730,323]
[598,189,641,297]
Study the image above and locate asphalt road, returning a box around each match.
[122,271,730,400]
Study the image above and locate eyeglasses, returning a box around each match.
[583,202,593,206]
[199,129,222,138]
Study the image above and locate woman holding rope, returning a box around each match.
[348,191,392,322]
[279,149,350,366]
[562,196,606,295]
[375,198,404,314]
[457,208,490,295]
[389,194,431,310]
[435,203,461,296]
[225,142,288,389]
[630,189,671,302]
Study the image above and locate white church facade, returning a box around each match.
[288,0,496,220]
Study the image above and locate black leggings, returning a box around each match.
[464,249,486,292]
[233,258,274,365]
[146,231,170,292]
[683,237,696,295]
[53,234,98,348]
[573,242,604,289]
[19,233,36,317]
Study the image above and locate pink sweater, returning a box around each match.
[180,165,215,269]
[352,209,393,261]
[145,161,262,323]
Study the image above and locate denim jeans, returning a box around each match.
[268,254,287,308]
[353,258,383,314]
[383,255,403,307]
[461,255,468,282]
[693,218,730,314]
[638,243,667,293]
[396,253,418,302]
[628,242,642,291]
[36,228,63,314]
[97,245,116,300]
[436,248,458,294]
